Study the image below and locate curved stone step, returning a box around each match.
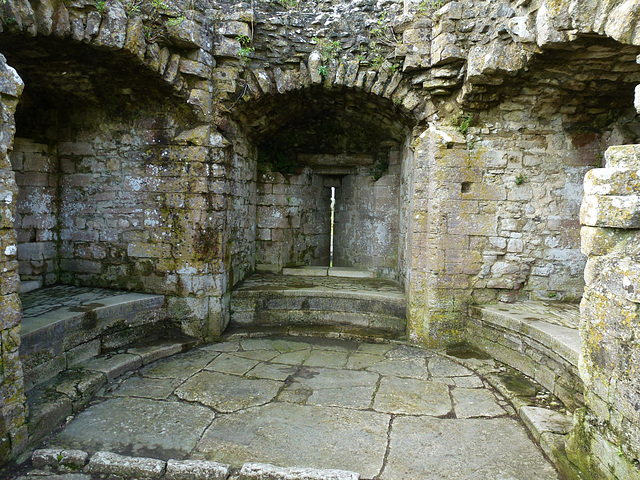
[230,274,407,336]
[469,301,583,411]
[20,286,169,392]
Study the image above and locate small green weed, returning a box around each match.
[151,0,169,11]
[416,0,446,18]
[237,35,254,62]
[167,15,185,26]
[318,65,328,77]
[95,0,106,14]
[515,173,526,185]
[312,37,342,62]
[458,114,472,135]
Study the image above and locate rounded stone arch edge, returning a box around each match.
[224,58,433,126]
[0,0,215,121]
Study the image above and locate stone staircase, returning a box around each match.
[230,271,407,339]
[18,285,197,448]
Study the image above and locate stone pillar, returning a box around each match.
[0,55,27,465]
[570,144,640,478]
[407,124,473,347]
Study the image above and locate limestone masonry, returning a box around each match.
[1,0,640,478]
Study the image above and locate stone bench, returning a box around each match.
[468,301,583,411]
[20,286,169,391]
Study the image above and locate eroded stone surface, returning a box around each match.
[384,417,560,480]
[49,397,214,459]
[175,371,283,412]
[193,403,389,479]
[373,377,451,416]
[24,337,562,479]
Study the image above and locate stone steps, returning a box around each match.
[26,337,196,448]
[230,273,407,337]
[468,301,583,411]
[20,286,171,392]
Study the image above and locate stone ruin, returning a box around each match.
[0,0,640,477]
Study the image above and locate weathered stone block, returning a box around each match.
[165,459,230,480]
[87,451,166,479]
[580,194,640,228]
[605,144,640,168]
[93,0,127,49]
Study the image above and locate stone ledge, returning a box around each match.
[20,288,168,391]
[29,450,359,480]
[468,302,584,411]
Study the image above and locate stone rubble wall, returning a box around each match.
[573,144,640,478]
[0,54,27,466]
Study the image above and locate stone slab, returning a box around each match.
[109,376,182,400]
[282,267,328,276]
[205,353,260,375]
[290,367,379,409]
[175,371,283,412]
[50,397,214,459]
[86,451,165,479]
[327,268,375,278]
[373,377,451,416]
[520,406,574,442]
[194,403,389,479]
[165,459,230,480]
[367,358,430,380]
[384,416,560,480]
[451,387,506,418]
[140,349,216,379]
[238,462,359,480]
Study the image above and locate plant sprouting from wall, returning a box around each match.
[458,114,473,135]
[238,34,255,63]
[371,154,389,181]
[415,0,450,20]
[95,0,106,14]
[312,37,342,62]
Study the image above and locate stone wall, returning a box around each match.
[333,156,401,278]
[570,144,640,478]
[256,167,332,271]
[11,139,58,289]
[0,54,27,466]
[224,135,256,294]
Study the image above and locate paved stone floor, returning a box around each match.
[18,336,561,480]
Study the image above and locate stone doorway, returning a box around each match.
[234,87,415,283]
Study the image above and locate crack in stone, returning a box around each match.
[373,414,395,480]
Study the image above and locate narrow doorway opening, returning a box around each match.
[330,186,335,267]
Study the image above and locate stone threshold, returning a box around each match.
[280,266,376,279]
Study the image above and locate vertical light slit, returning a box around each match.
[330,186,335,267]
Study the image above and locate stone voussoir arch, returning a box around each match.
[227,54,432,125]
[0,0,216,120]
